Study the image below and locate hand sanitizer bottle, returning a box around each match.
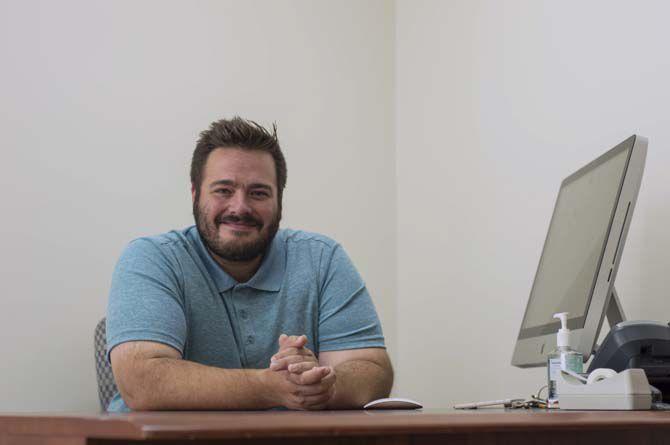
[546,312,583,408]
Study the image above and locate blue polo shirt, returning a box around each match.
[105,226,385,412]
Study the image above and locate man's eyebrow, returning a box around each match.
[248,183,273,192]
[208,179,273,191]
[209,179,236,189]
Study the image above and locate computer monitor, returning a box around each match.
[511,135,648,368]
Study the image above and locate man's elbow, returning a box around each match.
[374,353,394,393]
[376,362,394,398]
[122,382,160,411]
[357,359,394,405]
[110,342,181,411]
[117,372,156,411]
[114,359,168,411]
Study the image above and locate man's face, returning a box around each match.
[192,147,281,262]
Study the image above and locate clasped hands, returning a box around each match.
[268,334,336,410]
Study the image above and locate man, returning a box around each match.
[106,117,393,411]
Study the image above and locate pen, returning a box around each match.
[454,398,525,409]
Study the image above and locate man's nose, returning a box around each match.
[228,190,252,213]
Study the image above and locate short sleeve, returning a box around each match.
[106,238,187,363]
[317,244,385,352]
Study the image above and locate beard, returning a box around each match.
[193,198,281,263]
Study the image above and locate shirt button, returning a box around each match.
[239,310,248,320]
[246,335,255,345]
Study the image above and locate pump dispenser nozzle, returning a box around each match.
[553,312,571,347]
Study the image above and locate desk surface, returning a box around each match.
[2,409,670,444]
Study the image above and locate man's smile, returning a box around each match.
[220,221,258,232]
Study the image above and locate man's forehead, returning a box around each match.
[204,147,276,185]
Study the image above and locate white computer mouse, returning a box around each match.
[363,397,423,410]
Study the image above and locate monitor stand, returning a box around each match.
[606,287,626,327]
[590,287,626,358]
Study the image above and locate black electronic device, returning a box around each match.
[588,321,670,402]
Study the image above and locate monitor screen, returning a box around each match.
[519,147,630,337]
[511,135,647,367]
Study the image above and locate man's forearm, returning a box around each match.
[326,359,393,409]
[123,357,277,410]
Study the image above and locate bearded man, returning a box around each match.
[106,117,393,412]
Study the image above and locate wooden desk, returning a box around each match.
[2,409,670,445]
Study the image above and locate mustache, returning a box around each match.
[216,214,262,227]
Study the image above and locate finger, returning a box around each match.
[299,367,335,389]
[293,380,333,397]
[301,386,336,410]
[288,390,330,410]
[288,361,318,374]
[298,366,331,385]
[318,367,336,387]
[282,334,307,349]
[271,354,316,371]
[302,393,331,407]
[270,355,316,371]
[287,371,307,385]
[272,347,314,361]
[272,347,299,360]
[286,363,320,383]
[278,334,298,349]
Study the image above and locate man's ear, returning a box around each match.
[191,183,196,204]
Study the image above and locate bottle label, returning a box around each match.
[561,354,583,374]
[548,357,562,381]
[547,353,583,404]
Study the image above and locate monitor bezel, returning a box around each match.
[511,135,647,368]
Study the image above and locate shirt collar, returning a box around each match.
[190,226,285,293]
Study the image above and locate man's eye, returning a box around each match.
[215,189,233,195]
[251,191,270,198]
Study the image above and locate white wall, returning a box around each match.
[4,0,669,413]
[0,0,395,411]
[396,0,670,407]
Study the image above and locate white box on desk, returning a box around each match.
[557,368,652,410]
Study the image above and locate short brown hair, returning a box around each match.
[191,117,287,207]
